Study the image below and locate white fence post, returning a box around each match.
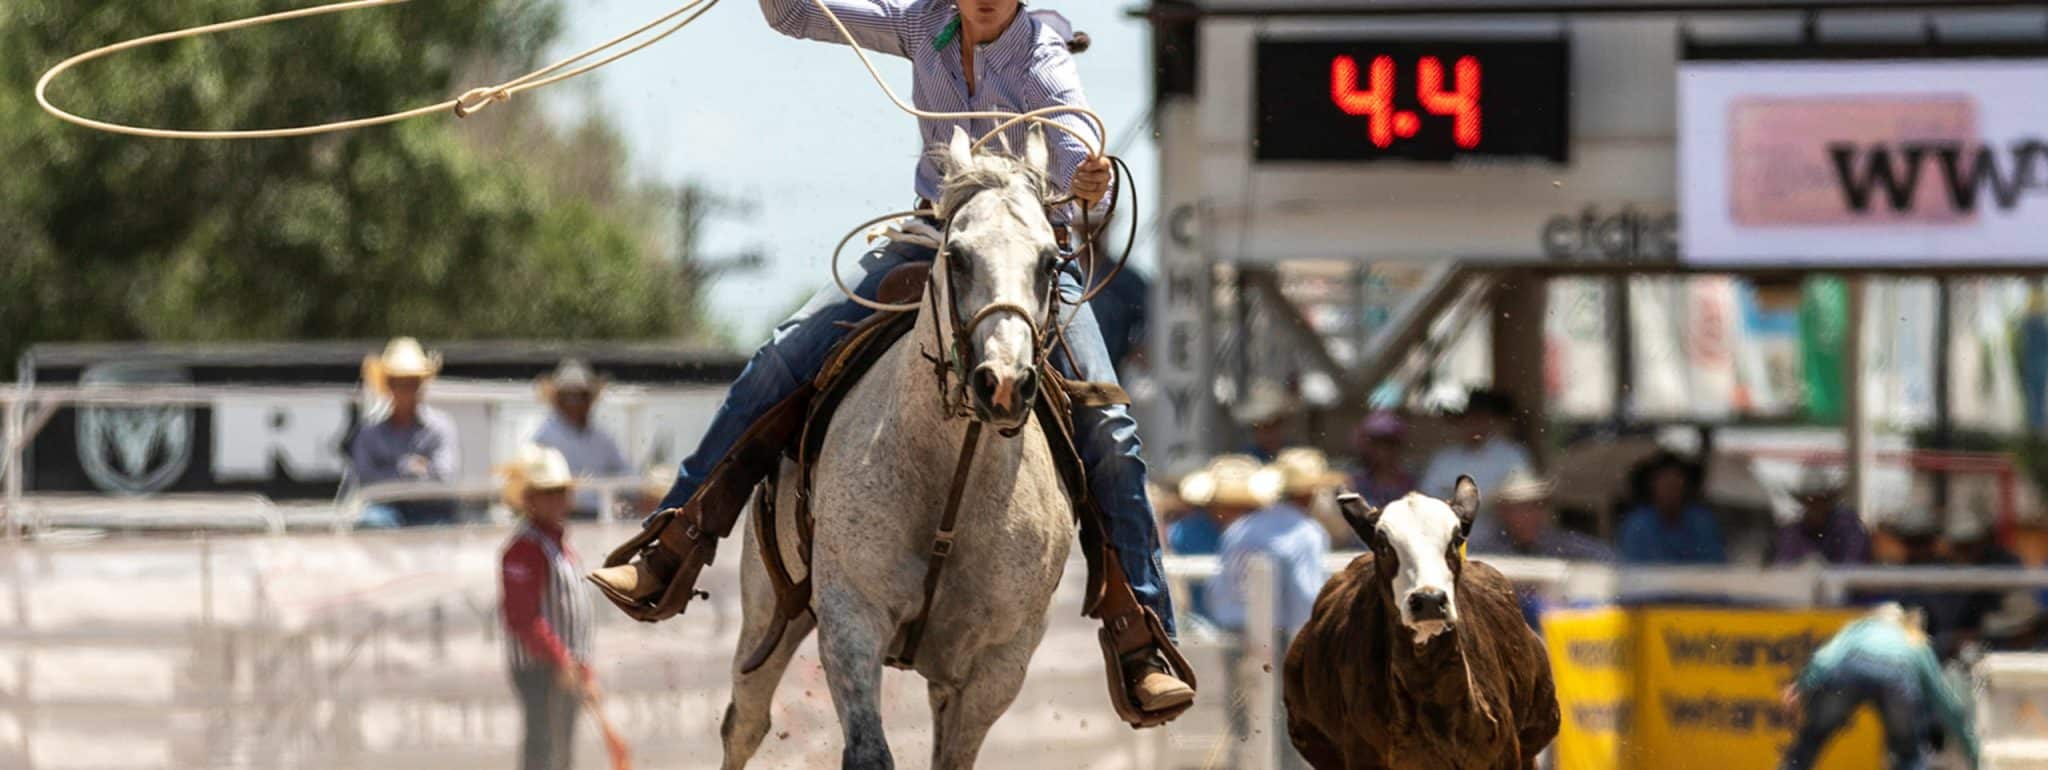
[3,391,21,542]
[1244,556,1281,770]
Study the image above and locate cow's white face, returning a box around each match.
[1338,477,1480,645]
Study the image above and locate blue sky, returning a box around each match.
[545,0,1159,343]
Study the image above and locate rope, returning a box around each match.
[35,0,720,140]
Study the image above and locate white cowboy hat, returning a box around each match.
[499,444,576,510]
[1178,454,1284,509]
[1983,592,2045,639]
[1269,447,1348,497]
[361,337,442,395]
[1233,382,1299,427]
[1946,510,1991,544]
[538,358,607,402]
[1491,468,1554,506]
[1789,464,1845,500]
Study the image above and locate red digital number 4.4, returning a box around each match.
[1329,54,1482,150]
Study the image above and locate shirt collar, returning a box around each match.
[945,6,1038,68]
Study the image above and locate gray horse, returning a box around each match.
[718,127,1077,770]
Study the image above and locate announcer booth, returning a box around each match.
[1135,1,2048,769]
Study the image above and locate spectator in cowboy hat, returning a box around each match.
[497,444,598,770]
[1215,448,1336,643]
[1772,465,1871,566]
[1983,592,2048,652]
[1178,455,1283,625]
[1347,411,1415,515]
[1470,468,1615,562]
[531,359,631,519]
[1234,382,1299,462]
[1417,389,1532,519]
[351,337,459,527]
[1617,450,1727,564]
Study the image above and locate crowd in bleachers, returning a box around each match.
[1152,387,2048,658]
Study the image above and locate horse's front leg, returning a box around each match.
[927,622,1039,770]
[815,582,896,770]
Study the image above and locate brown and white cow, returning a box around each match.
[1283,477,1559,770]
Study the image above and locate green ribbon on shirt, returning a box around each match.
[933,16,960,50]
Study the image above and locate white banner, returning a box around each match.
[1680,58,2048,264]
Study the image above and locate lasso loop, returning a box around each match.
[35,0,720,139]
[832,210,936,314]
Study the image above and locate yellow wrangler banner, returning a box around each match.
[1544,606,1882,770]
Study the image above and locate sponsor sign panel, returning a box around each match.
[1544,606,1881,770]
[1680,59,2048,263]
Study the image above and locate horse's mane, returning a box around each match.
[929,144,1048,221]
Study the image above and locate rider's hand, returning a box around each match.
[1072,155,1112,205]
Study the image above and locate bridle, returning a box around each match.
[922,188,1065,434]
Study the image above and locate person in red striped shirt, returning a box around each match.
[499,445,596,770]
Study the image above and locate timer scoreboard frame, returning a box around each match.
[1254,37,1572,164]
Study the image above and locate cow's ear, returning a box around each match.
[1337,492,1380,542]
[1450,475,1480,536]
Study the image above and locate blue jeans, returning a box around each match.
[658,239,1176,637]
[1781,654,1929,770]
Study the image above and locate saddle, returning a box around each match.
[738,262,1131,673]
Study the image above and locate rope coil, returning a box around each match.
[35,0,721,139]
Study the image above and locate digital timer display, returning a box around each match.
[1256,39,1570,163]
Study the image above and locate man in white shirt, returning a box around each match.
[531,359,631,519]
[1417,389,1532,522]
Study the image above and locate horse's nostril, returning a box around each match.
[971,366,1001,404]
[1016,369,1038,403]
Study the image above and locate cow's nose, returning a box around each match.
[1407,588,1450,621]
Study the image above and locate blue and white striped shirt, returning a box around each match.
[760,0,1106,222]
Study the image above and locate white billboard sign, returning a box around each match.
[1680,58,2048,264]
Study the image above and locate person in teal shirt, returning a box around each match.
[1780,603,1980,770]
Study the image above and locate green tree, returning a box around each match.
[0,0,702,365]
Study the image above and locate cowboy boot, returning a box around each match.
[1094,549,1198,726]
[588,385,816,622]
[588,501,722,622]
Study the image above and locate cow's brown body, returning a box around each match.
[1283,553,1559,770]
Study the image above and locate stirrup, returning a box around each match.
[1097,607,1198,729]
[590,508,715,623]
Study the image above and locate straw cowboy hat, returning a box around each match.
[538,358,608,402]
[1178,454,1284,509]
[361,337,442,395]
[1270,447,1348,498]
[499,444,576,511]
[1491,468,1554,506]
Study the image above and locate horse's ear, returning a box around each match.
[946,126,974,173]
[1449,476,1480,535]
[1024,125,1050,178]
[1337,492,1381,543]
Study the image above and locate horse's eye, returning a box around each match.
[948,249,972,273]
[1040,255,1060,275]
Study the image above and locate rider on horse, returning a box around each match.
[587,0,1195,725]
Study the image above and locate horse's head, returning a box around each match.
[931,126,1063,432]
[1338,477,1480,645]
